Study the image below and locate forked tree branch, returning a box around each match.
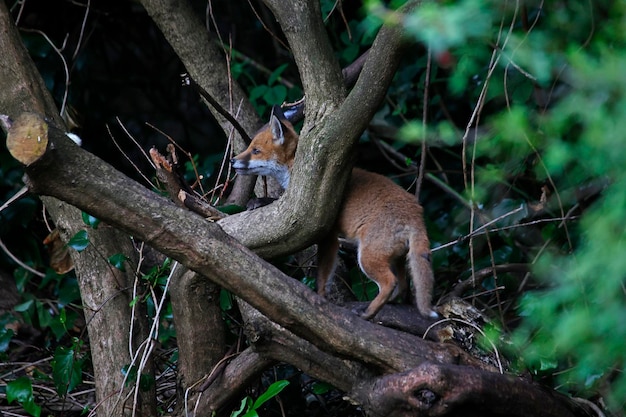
[217,1,420,257]
[18,118,475,373]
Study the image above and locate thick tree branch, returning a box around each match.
[350,363,593,417]
[238,301,374,392]
[0,4,157,415]
[197,348,273,414]
[17,120,478,374]
[262,0,346,118]
[217,3,416,258]
[169,267,225,408]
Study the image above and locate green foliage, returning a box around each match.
[230,380,290,417]
[51,338,85,397]
[81,212,100,229]
[233,60,302,117]
[350,267,379,302]
[509,41,626,412]
[66,230,90,252]
[6,376,41,417]
[369,0,626,411]
[108,253,129,271]
[0,314,16,353]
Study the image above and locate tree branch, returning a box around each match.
[0,4,157,414]
[18,119,477,374]
[217,2,416,258]
[350,363,593,417]
[262,0,346,118]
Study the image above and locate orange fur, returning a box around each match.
[231,113,437,319]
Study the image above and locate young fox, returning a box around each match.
[231,111,438,320]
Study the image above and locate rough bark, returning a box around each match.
[169,267,226,411]
[19,121,467,373]
[0,3,156,415]
[2,0,597,415]
[196,347,274,415]
[350,363,593,417]
[44,202,157,416]
[217,1,414,258]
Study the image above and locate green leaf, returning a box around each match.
[58,276,81,306]
[52,345,83,396]
[35,300,52,328]
[268,63,288,86]
[311,381,333,395]
[6,376,33,404]
[6,377,40,417]
[249,84,268,101]
[58,308,67,325]
[263,85,287,106]
[0,327,14,352]
[67,230,89,252]
[129,295,141,308]
[230,397,251,417]
[13,299,34,312]
[81,212,100,229]
[251,380,289,410]
[220,289,233,311]
[22,397,41,417]
[122,364,137,385]
[108,253,129,271]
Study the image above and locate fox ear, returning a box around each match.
[270,115,284,145]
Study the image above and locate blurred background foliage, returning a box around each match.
[0,0,624,415]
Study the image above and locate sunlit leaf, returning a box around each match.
[251,380,289,410]
[81,212,100,229]
[108,253,129,271]
[67,230,89,252]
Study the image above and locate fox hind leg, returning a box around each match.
[316,233,340,297]
[357,247,399,320]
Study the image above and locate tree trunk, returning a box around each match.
[0,0,599,415]
[169,266,226,411]
[0,3,156,415]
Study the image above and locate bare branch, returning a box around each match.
[21,120,477,374]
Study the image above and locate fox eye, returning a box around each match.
[251,148,260,155]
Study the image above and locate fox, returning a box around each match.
[231,108,438,320]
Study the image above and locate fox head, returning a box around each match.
[230,107,299,189]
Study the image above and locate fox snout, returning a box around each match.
[230,154,252,173]
[230,156,246,169]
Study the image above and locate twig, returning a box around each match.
[71,0,91,61]
[0,236,46,278]
[182,74,251,145]
[0,185,29,213]
[20,28,70,117]
[415,46,431,200]
[106,122,155,188]
[433,215,580,253]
